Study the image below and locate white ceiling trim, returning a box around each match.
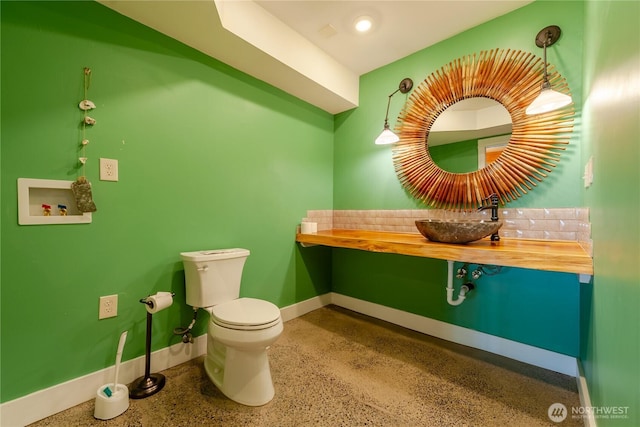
[98,0,359,114]
[97,1,533,115]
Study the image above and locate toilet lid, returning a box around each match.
[210,298,281,329]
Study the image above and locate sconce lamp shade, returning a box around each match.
[526,25,572,115]
[525,85,572,115]
[375,78,413,145]
[375,127,400,145]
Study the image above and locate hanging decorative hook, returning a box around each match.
[72,67,98,213]
[78,100,96,111]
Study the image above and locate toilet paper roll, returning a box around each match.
[145,292,173,314]
[301,222,317,234]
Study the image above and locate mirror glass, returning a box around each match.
[428,98,512,173]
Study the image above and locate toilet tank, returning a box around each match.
[180,248,250,308]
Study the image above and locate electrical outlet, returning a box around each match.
[99,295,118,319]
[100,158,119,181]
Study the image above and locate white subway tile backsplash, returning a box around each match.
[544,231,577,240]
[576,208,589,221]
[304,208,591,245]
[504,219,531,230]
[544,208,577,220]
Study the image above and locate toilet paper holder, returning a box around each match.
[139,292,175,302]
[130,292,175,399]
[139,292,175,304]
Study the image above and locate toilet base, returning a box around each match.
[205,339,275,406]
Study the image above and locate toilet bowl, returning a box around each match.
[180,249,283,406]
[204,298,283,406]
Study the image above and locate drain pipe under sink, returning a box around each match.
[446,260,472,306]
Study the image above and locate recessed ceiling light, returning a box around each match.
[354,16,373,33]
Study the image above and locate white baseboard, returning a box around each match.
[576,360,596,427]
[329,293,578,377]
[0,293,582,426]
[280,293,332,322]
[0,336,207,427]
[0,295,329,426]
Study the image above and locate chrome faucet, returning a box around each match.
[478,194,500,241]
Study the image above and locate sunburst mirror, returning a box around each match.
[392,49,574,209]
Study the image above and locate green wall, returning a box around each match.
[0,1,333,402]
[332,1,585,357]
[334,1,584,210]
[431,138,485,174]
[582,1,640,425]
[3,1,638,421]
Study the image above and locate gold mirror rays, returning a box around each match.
[393,49,574,209]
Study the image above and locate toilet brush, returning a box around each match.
[112,331,127,390]
[94,331,129,420]
[103,331,128,397]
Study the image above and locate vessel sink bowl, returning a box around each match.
[415,219,503,244]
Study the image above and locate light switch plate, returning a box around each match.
[583,156,593,188]
[100,158,118,181]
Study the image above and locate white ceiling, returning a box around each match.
[255,1,532,76]
[98,0,532,114]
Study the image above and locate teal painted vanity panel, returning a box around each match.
[332,249,580,357]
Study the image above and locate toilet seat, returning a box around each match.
[210,298,281,331]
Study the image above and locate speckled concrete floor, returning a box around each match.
[29,305,582,426]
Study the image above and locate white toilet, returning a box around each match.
[180,248,283,406]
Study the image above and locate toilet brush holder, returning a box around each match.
[95,330,129,419]
[129,297,170,399]
[94,383,129,420]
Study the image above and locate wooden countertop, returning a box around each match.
[296,229,593,276]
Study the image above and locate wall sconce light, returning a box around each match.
[375,78,413,145]
[526,25,572,115]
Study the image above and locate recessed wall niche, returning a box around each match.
[18,178,92,225]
